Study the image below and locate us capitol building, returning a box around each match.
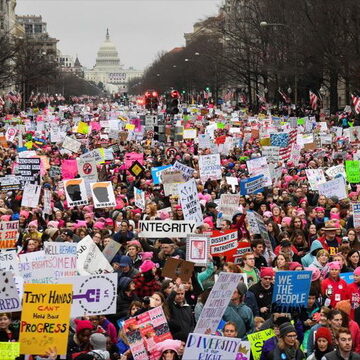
[84,29,142,94]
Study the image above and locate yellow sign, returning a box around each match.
[24,141,33,149]
[259,138,271,146]
[19,283,73,356]
[247,328,275,360]
[125,123,135,131]
[0,342,20,360]
[77,121,90,134]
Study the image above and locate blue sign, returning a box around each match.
[240,175,264,195]
[151,165,172,185]
[272,271,312,311]
[340,272,354,284]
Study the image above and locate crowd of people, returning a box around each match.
[1,99,360,360]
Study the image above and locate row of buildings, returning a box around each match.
[0,0,142,94]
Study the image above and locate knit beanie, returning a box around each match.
[89,333,107,350]
[74,319,93,334]
[279,322,296,338]
[315,327,332,345]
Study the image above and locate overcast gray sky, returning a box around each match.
[16,0,222,71]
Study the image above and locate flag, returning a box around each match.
[309,90,319,110]
[278,89,291,104]
[279,130,297,160]
[352,94,360,114]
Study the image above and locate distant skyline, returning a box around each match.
[16,0,223,70]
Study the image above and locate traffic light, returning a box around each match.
[144,90,159,111]
[205,87,211,92]
[166,90,180,115]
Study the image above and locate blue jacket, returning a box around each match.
[301,240,323,267]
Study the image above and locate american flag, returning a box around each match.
[352,94,360,114]
[309,90,319,110]
[279,129,297,160]
[278,89,291,104]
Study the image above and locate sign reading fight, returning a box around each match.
[138,220,196,238]
[272,271,312,311]
[19,283,72,355]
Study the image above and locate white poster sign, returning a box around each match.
[246,157,272,186]
[134,187,145,210]
[21,183,41,208]
[90,182,116,208]
[186,235,209,266]
[305,169,326,190]
[0,271,21,312]
[0,249,20,276]
[199,154,222,182]
[64,178,88,207]
[62,136,81,153]
[138,220,196,238]
[178,179,203,225]
[326,164,346,179]
[318,177,347,200]
[172,161,194,181]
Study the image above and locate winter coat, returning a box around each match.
[301,240,323,267]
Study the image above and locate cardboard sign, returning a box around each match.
[194,272,243,334]
[19,283,72,355]
[240,175,265,195]
[246,157,271,187]
[318,176,347,200]
[0,342,20,360]
[178,179,203,225]
[138,220,196,238]
[124,306,172,360]
[183,333,250,360]
[248,329,275,360]
[0,271,21,312]
[21,183,41,208]
[272,271,312,311]
[17,157,41,185]
[64,178,88,207]
[162,257,194,282]
[199,154,222,182]
[0,221,18,249]
[90,181,116,208]
[102,239,121,263]
[58,273,117,317]
[186,235,209,266]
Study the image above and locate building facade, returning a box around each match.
[84,29,142,94]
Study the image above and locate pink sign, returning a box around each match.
[124,152,144,169]
[61,159,78,179]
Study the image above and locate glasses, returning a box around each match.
[286,334,297,338]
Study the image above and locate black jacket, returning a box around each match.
[248,282,273,319]
[266,346,305,360]
[324,350,360,360]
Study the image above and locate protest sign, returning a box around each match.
[43,188,52,215]
[162,169,185,196]
[21,183,41,208]
[209,229,238,258]
[80,148,104,164]
[0,271,21,312]
[138,220,196,238]
[246,211,273,252]
[0,249,19,276]
[346,160,360,183]
[318,177,347,200]
[62,136,81,153]
[340,272,354,284]
[19,283,72,355]
[134,187,146,210]
[198,133,212,149]
[151,165,172,184]
[240,175,264,195]
[186,235,209,265]
[124,306,172,360]
[326,164,345,179]
[178,179,203,225]
[61,159,78,179]
[64,178,88,207]
[172,161,195,181]
[353,203,360,228]
[261,146,280,163]
[162,257,194,282]
[226,177,239,191]
[77,156,98,180]
[58,273,117,317]
[218,194,241,221]
[247,329,275,360]
[246,157,271,187]
[305,169,326,190]
[272,271,312,311]
[102,239,121,263]
[199,154,222,182]
[0,175,21,191]
[183,333,250,360]
[17,157,41,184]
[194,272,244,334]
[0,342,20,360]
[77,235,114,275]
[124,152,144,169]
[90,181,116,208]
[5,127,17,142]
[289,143,302,166]
[183,128,197,139]
[0,221,18,249]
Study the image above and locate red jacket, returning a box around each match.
[321,277,348,308]
[347,282,360,320]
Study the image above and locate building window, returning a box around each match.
[34,24,42,33]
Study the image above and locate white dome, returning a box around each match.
[94,29,121,70]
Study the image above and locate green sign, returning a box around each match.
[247,328,275,360]
[346,160,360,183]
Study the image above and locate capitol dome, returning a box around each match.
[94,29,121,70]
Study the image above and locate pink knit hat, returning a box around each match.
[155,339,182,358]
[1,215,11,221]
[20,210,30,219]
[140,252,153,261]
[74,220,87,228]
[47,220,59,228]
[354,267,360,276]
[139,260,157,273]
[328,261,341,270]
[28,220,38,228]
[94,221,105,230]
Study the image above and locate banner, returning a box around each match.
[353,202,360,228]
[138,220,196,238]
[318,176,347,200]
[19,283,72,355]
[209,229,238,258]
[77,235,113,275]
[124,306,172,360]
[246,157,271,187]
[58,273,117,317]
[134,187,145,210]
[194,272,244,334]
[0,221,18,249]
[346,160,360,183]
[63,178,88,207]
[199,154,222,182]
[247,328,275,360]
[305,169,326,190]
[17,157,41,184]
[183,333,250,360]
[90,181,116,208]
[21,183,41,208]
[173,161,195,181]
[178,179,203,225]
[186,235,209,265]
[272,271,312,311]
[240,175,264,195]
[0,271,21,312]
